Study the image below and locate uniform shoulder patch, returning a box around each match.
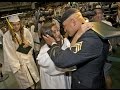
[70,41,83,53]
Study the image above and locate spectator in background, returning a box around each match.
[0,24,8,46]
[107,2,120,28]
[115,2,120,46]
[91,5,112,26]
[115,2,120,27]
[106,2,120,47]
[91,5,113,89]
[38,16,45,39]
[29,20,40,63]
[0,28,3,47]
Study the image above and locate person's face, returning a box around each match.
[11,21,21,32]
[63,17,80,37]
[51,25,61,41]
[94,9,104,21]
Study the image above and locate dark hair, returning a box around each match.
[61,8,80,23]
[93,6,104,15]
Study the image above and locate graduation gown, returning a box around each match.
[2,28,40,89]
[37,38,75,89]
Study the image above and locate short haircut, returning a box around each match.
[61,8,80,23]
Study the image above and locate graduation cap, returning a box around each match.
[1,13,24,22]
[61,8,79,23]
[1,13,24,44]
[1,13,24,29]
[91,22,120,39]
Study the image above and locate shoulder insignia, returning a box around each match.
[70,41,83,53]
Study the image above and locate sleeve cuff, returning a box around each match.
[51,42,57,46]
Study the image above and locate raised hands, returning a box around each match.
[43,35,56,46]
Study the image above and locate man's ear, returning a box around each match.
[71,18,76,26]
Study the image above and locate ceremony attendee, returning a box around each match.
[37,19,73,89]
[29,20,40,63]
[2,14,40,89]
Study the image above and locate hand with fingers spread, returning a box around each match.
[42,34,56,46]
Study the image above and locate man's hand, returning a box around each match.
[43,34,56,46]
[76,22,93,37]
[81,22,93,33]
[71,22,93,46]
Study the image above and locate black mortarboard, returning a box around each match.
[61,8,80,23]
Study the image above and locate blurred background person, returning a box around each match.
[107,2,120,28]
[91,5,112,26]
[0,25,8,65]
[28,20,40,64]
[91,5,113,89]
[0,28,3,48]
[115,2,120,28]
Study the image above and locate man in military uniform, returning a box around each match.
[43,8,110,89]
